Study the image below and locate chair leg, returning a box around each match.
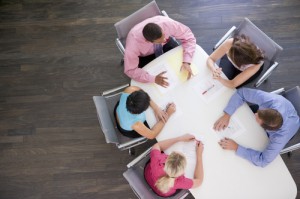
[129,147,135,156]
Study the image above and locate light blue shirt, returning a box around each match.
[224,88,300,167]
[116,93,146,131]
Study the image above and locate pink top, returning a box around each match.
[124,16,196,83]
[144,149,193,197]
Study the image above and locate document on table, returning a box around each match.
[213,116,246,139]
[147,62,179,94]
[192,76,226,103]
[167,49,199,82]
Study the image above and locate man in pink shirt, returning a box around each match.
[124,15,196,87]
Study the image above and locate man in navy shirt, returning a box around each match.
[214,88,299,167]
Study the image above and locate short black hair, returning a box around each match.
[126,90,150,114]
[142,23,162,42]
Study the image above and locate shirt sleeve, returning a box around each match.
[124,34,156,83]
[165,18,196,63]
[224,88,275,115]
[150,149,167,169]
[174,176,193,189]
[236,131,287,167]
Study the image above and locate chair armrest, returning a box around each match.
[255,62,279,87]
[280,143,300,154]
[118,137,148,151]
[127,147,152,168]
[161,10,169,18]
[213,26,236,50]
[102,84,129,96]
[270,88,285,95]
[115,38,125,55]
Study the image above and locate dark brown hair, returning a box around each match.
[228,34,264,68]
[257,109,283,131]
[142,23,162,42]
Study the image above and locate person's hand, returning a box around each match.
[214,113,231,131]
[165,103,176,117]
[155,71,169,87]
[154,107,168,123]
[180,134,195,142]
[196,140,204,155]
[212,67,222,79]
[219,138,238,151]
[180,62,193,80]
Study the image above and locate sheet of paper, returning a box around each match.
[167,49,199,82]
[213,116,246,139]
[147,62,179,94]
[192,76,226,103]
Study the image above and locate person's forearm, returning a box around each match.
[156,136,182,151]
[149,100,159,111]
[218,77,235,88]
[194,156,204,182]
[148,120,165,139]
[206,57,216,72]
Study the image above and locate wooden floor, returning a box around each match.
[0,0,299,198]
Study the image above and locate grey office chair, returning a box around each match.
[271,86,300,156]
[123,147,190,199]
[213,18,283,88]
[114,0,169,57]
[93,84,147,155]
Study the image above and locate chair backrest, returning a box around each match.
[283,86,300,116]
[281,86,300,150]
[123,148,189,199]
[93,95,120,144]
[114,0,162,46]
[235,18,283,64]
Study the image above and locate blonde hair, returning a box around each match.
[155,152,187,193]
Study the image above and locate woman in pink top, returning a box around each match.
[207,34,264,88]
[144,134,204,197]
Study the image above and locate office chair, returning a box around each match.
[114,0,169,59]
[213,18,283,88]
[271,86,300,157]
[93,84,147,155]
[123,147,190,199]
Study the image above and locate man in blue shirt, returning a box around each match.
[214,88,300,167]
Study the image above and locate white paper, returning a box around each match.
[192,76,227,103]
[213,116,246,139]
[147,62,180,94]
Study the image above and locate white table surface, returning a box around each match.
[131,45,297,199]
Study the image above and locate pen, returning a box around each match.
[202,84,215,95]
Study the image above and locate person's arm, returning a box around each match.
[191,141,204,188]
[152,134,195,151]
[149,99,168,123]
[236,132,287,167]
[216,63,261,88]
[167,18,196,64]
[207,38,233,78]
[132,103,176,139]
[124,36,156,83]
[214,88,265,131]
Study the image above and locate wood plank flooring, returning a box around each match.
[0,0,300,198]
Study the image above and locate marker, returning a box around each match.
[202,84,215,95]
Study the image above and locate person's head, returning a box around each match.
[228,34,264,68]
[142,23,165,44]
[155,152,187,193]
[126,90,150,114]
[255,109,283,131]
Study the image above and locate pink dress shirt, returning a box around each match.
[124,16,196,83]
